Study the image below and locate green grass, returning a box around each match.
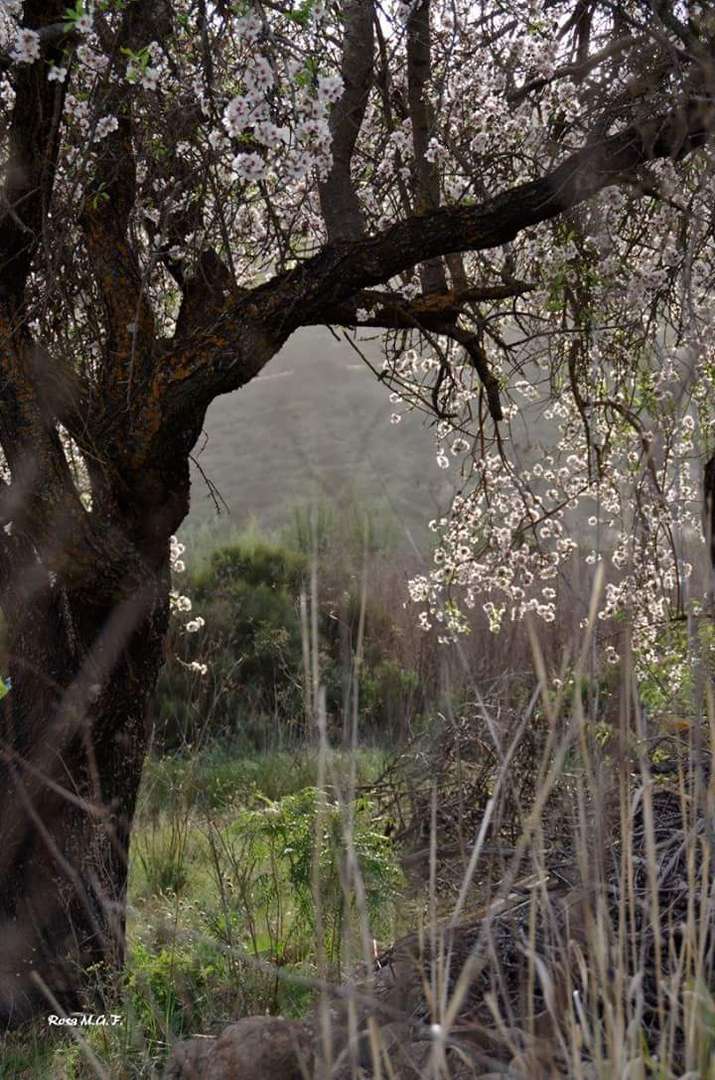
[126,744,400,1052]
[6,628,715,1078]
[137,744,388,817]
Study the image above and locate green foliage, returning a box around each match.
[203,538,307,591]
[359,658,420,731]
[124,938,236,1040]
[63,0,88,27]
[124,754,401,1054]
[635,612,712,725]
[138,746,387,817]
[0,1036,57,1079]
[120,44,152,80]
[133,816,190,897]
[156,516,429,750]
[207,786,402,970]
[284,0,317,28]
[155,536,308,749]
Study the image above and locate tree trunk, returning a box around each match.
[0,551,170,1025]
[705,454,715,583]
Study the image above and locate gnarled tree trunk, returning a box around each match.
[0,493,177,1024]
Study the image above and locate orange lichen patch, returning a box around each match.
[662,717,693,733]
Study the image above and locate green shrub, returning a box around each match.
[125,938,231,1039]
[154,519,439,751]
[359,658,421,734]
[155,537,308,750]
[203,540,307,591]
[206,786,402,974]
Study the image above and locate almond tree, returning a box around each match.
[0,0,713,1022]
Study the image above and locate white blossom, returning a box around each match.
[10,28,40,63]
[232,152,267,182]
[95,115,119,140]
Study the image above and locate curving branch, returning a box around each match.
[440,325,503,423]
[507,36,635,106]
[144,93,714,464]
[302,279,535,329]
[228,94,713,338]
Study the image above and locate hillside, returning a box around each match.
[182,327,460,550]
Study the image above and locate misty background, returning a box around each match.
[181,326,460,552]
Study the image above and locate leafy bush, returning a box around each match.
[154,523,435,750]
[205,787,402,975]
[154,536,308,750]
[125,937,243,1040]
[359,658,421,735]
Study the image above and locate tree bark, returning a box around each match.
[705,453,715,582]
[0,517,172,1024]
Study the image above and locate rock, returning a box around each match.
[165,1016,314,1079]
[164,1036,213,1078]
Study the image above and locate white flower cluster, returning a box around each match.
[76,12,93,35]
[95,115,118,140]
[217,38,342,190]
[0,75,14,107]
[390,218,711,675]
[76,43,108,75]
[170,535,186,574]
[232,152,267,182]
[168,537,208,672]
[10,27,39,63]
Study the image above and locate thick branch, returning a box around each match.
[0,2,70,304]
[80,9,156,402]
[175,251,239,339]
[151,95,712,457]
[406,0,447,294]
[307,280,535,328]
[261,96,713,327]
[318,0,375,241]
[307,289,507,421]
[442,325,503,422]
